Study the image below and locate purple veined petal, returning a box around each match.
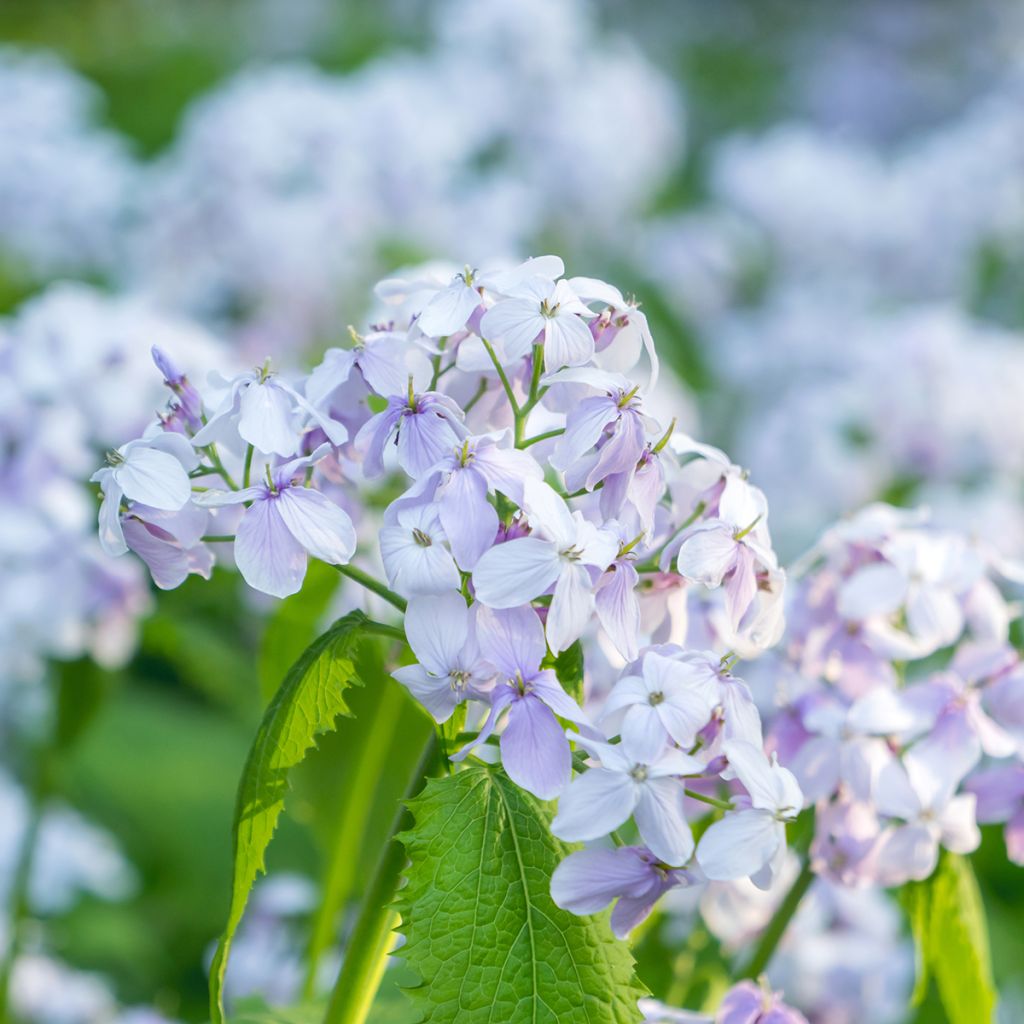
[551,396,618,471]
[131,501,209,549]
[610,890,663,939]
[474,604,547,679]
[358,335,416,398]
[379,524,461,597]
[874,823,939,885]
[530,670,588,724]
[566,729,635,773]
[550,767,637,843]
[574,518,620,571]
[676,523,738,589]
[417,279,481,337]
[521,478,577,549]
[234,498,308,598]
[472,537,561,608]
[938,793,981,854]
[836,562,908,621]
[275,488,356,566]
[716,476,766,531]
[354,400,403,477]
[192,486,264,507]
[114,446,192,510]
[696,808,780,881]
[480,298,545,362]
[600,674,651,720]
[647,747,706,779]
[403,593,470,677]
[621,705,670,764]
[397,411,460,479]
[551,847,657,916]
[633,777,693,866]
[451,686,516,762]
[237,379,300,457]
[596,563,641,661]
[547,562,595,655]
[122,518,209,591]
[305,348,358,407]
[275,377,348,448]
[903,711,981,810]
[96,476,127,557]
[724,544,759,629]
[483,255,565,294]
[147,430,201,473]
[470,443,543,505]
[437,466,497,570]
[906,583,964,648]
[392,664,461,724]
[501,694,572,799]
[722,740,781,812]
[544,312,596,372]
[719,678,763,746]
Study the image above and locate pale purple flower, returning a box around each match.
[595,553,642,661]
[697,740,803,889]
[549,367,654,493]
[551,732,703,866]
[452,605,587,799]
[872,747,980,884]
[305,328,417,405]
[92,431,198,557]
[965,762,1024,865]
[192,367,347,457]
[600,445,667,538]
[193,445,355,598]
[715,980,809,1024]
[151,345,202,432]
[600,651,719,762]
[481,277,594,370]
[121,502,213,591]
[355,390,468,478]
[391,593,494,723]
[676,476,777,632]
[379,502,461,597]
[398,433,542,570]
[551,845,693,937]
[472,479,618,653]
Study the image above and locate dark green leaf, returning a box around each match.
[397,766,648,1024]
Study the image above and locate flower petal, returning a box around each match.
[276,488,356,566]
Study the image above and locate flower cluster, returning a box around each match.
[97,255,798,934]
[756,503,1024,884]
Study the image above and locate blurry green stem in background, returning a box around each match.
[322,735,440,1024]
[738,857,815,981]
[0,735,54,1023]
[301,678,406,999]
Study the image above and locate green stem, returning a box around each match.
[242,445,255,489]
[362,620,407,643]
[520,428,565,449]
[202,535,235,543]
[204,444,239,491]
[335,564,407,613]
[0,743,52,1020]
[322,735,439,1024]
[480,338,520,418]
[683,788,734,812]
[738,857,815,979]
[303,680,405,998]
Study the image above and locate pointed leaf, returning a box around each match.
[210,609,370,1023]
[900,852,996,1024]
[397,765,648,1023]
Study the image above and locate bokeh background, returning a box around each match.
[1,0,1023,1021]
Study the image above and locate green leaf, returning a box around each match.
[258,560,340,704]
[397,765,648,1024]
[901,852,996,1024]
[549,639,585,704]
[209,610,371,1024]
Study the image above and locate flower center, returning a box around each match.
[629,764,649,782]
[648,691,665,707]
[539,298,560,319]
[449,670,470,692]
[412,528,433,547]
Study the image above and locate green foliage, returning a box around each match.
[397,766,648,1024]
[902,852,997,1024]
[549,640,585,704]
[209,610,373,1024]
